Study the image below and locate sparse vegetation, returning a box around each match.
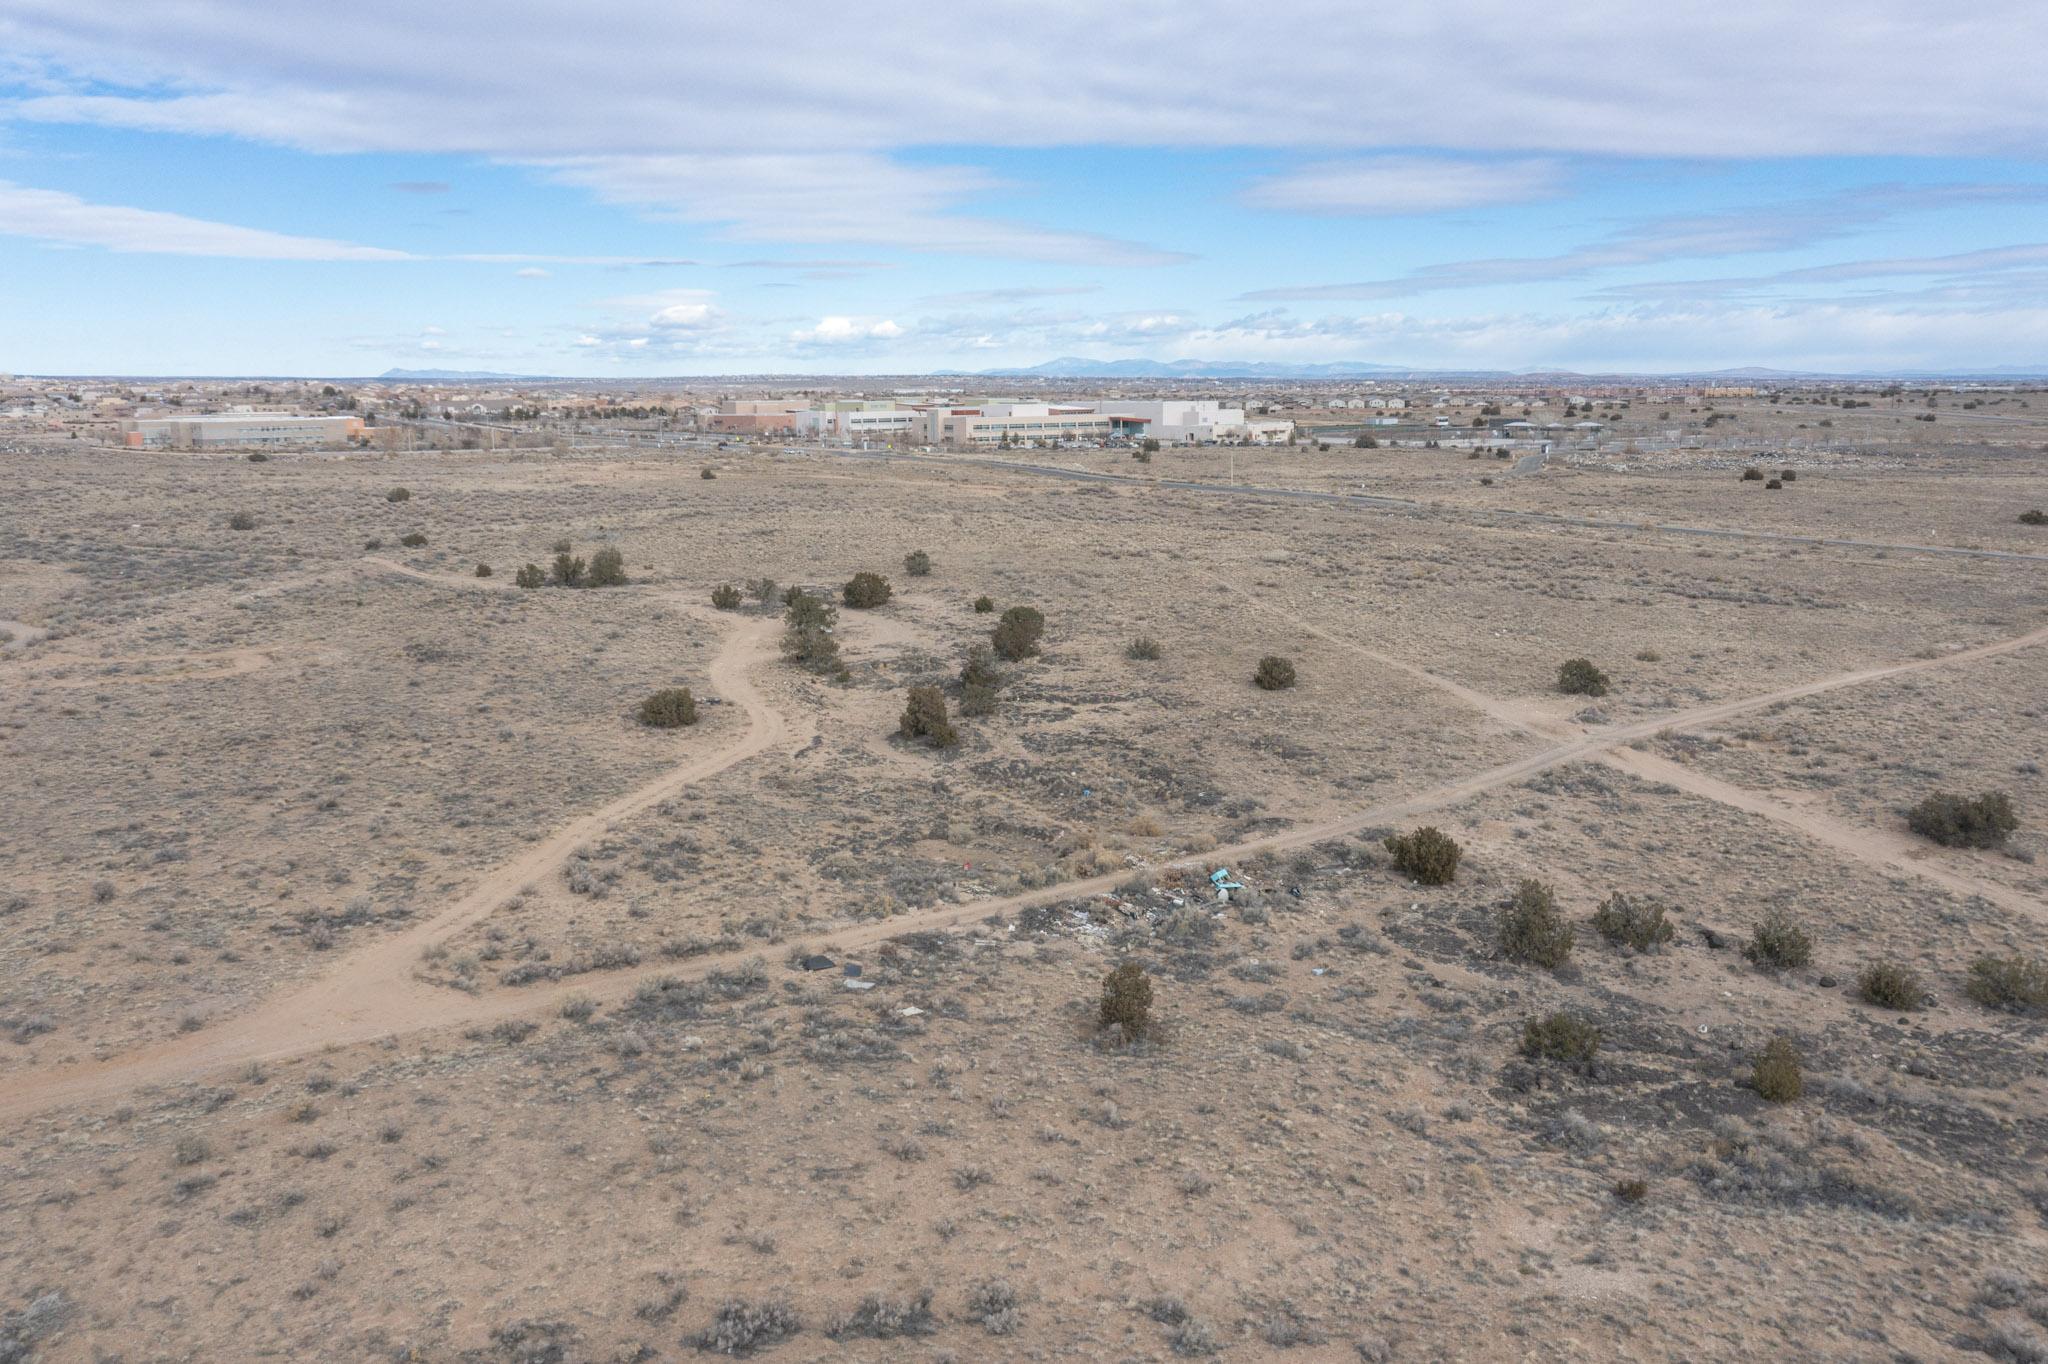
[898,686,958,748]
[1857,960,1924,1010]
[1742,466,1766,481]
[991,605,1045,661]
[1743,909,1813,972]
[691,1299,799,1354]
[400,531,428,547]
[903,549,932,577]
[1521,1011,1600,1068]
[514,563,545,589]
[1126,635,1164,660]
[1253,655,1297,690]
[639,688,699,729]
[1099,961,1153,1037]
[1905,789,2019,849]
[1557,657,1610,696]
[842,571,892,608]
[1592,891,1674,951]
[1384,826,1461,885]
[1751,1035,1804,1103]
[973,595,994,613]
[2019,508,2046,525]
[711,583,743,610]
[586,546,627,587]
[781,592,841,673]
[1497,878,1575,968]
[551,551,586,587]
[474,562,492,578]
[386,487,410,502]
[1965,954,2048,1015]
[227,510,257,531]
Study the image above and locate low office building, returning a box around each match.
[930,403,1152,446]
[120,415,363,448]
[794,403,923,441]
[706,400,803,434]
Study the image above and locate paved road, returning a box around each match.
[817,446,2048,565]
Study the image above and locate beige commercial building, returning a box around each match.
[120,415,364,448]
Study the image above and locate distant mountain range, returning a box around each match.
[961,357,2048,381]
[378,367,540,381]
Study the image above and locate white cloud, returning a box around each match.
[1243,156,1562,216]
[6,2,2047,160]
[535,153,1185,266]
[0,178,411,259]
[791,315,905,345]
[514,266,549,278]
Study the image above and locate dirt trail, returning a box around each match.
[1223,570,2046,915]
[15,644,288,687]
[5,608,2044,1122]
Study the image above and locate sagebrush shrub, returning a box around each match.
[1765,478,1783,489]
[2019,509,2046,525]
[1384,827,1461,885]
[959,643,1002,692]
[386,487,410,502]
[898,686,957,748]
[960,682,998,717]
[843,571,893,608]
[1521,1011,1600,1068]
[1099,962,1153,1036]
[551,552,585,587]
[474,563,492,578]
[973,595,994,613]
[750,577,779,605]
[1498,878,1575,968]
[1557,657,1610,696]
[1126,636,1164,661]
[1906,790,2018,849]
[227,511,257,531]
[711,583,743,610]
[586,546,626,587]
[991,605,1045,661]
[1857,960,1924,1010]
[1965,954,2048,1015]
[514,563,545,589]
[1253,655,1296,690]
[1592,891,1673,951]
[639,688,698,728]
[700,466,717,480]
[400,531,427,547]
[1751,1036,1803,1102]
[1741,467,1766,481]
[1743,909,1812,971]
[903,550,932,577]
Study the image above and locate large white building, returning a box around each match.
[120,415,364,448]
[1091,400,1292,445]
[794,405,922,440]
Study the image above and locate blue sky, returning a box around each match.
[2,1,2047,376]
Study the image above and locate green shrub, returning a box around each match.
[781,593,841,673]
[246,452,268,462]
[1497,878,1575,969]
[514,563,545,589]
[638,688,698,728]
[474,563,493,578]
[700,466,716,480]
[898,685,958,748]
[227,511,257,531]
[1592,891,1674,951]
[973,595,995,613]
[1384,827,1461,885]
[959,682,998,717]
[552,538,572,554]
[1557,657,1610,696]
[781,583,806,607]
[1126,636,1164,661]
[1780,470,1797,482]
[1905,790,2018,849]
[1743,909,1812,972]
[991,605,1045,661]
[711,583,743,610]
[364,538,382,550]
[960,644,1002,692]
[750,577,779,605]
[1751,1036,1803,1102]
[386,487,410,502]
[1520,1011,1600,1068]
[551,552,585,587]
[1253,655,1296,690]
[843,571,893,608]
[400,531,428,547]
[1856,960,1924,1011]
[1965,954,2048,1015]
[1741,467,1765,481]
[903,550,932,577]
[1614,1178,1648,1203]
[1099,962,1153,1037]
[586,546,627,587]
[2019,509,2046,525]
